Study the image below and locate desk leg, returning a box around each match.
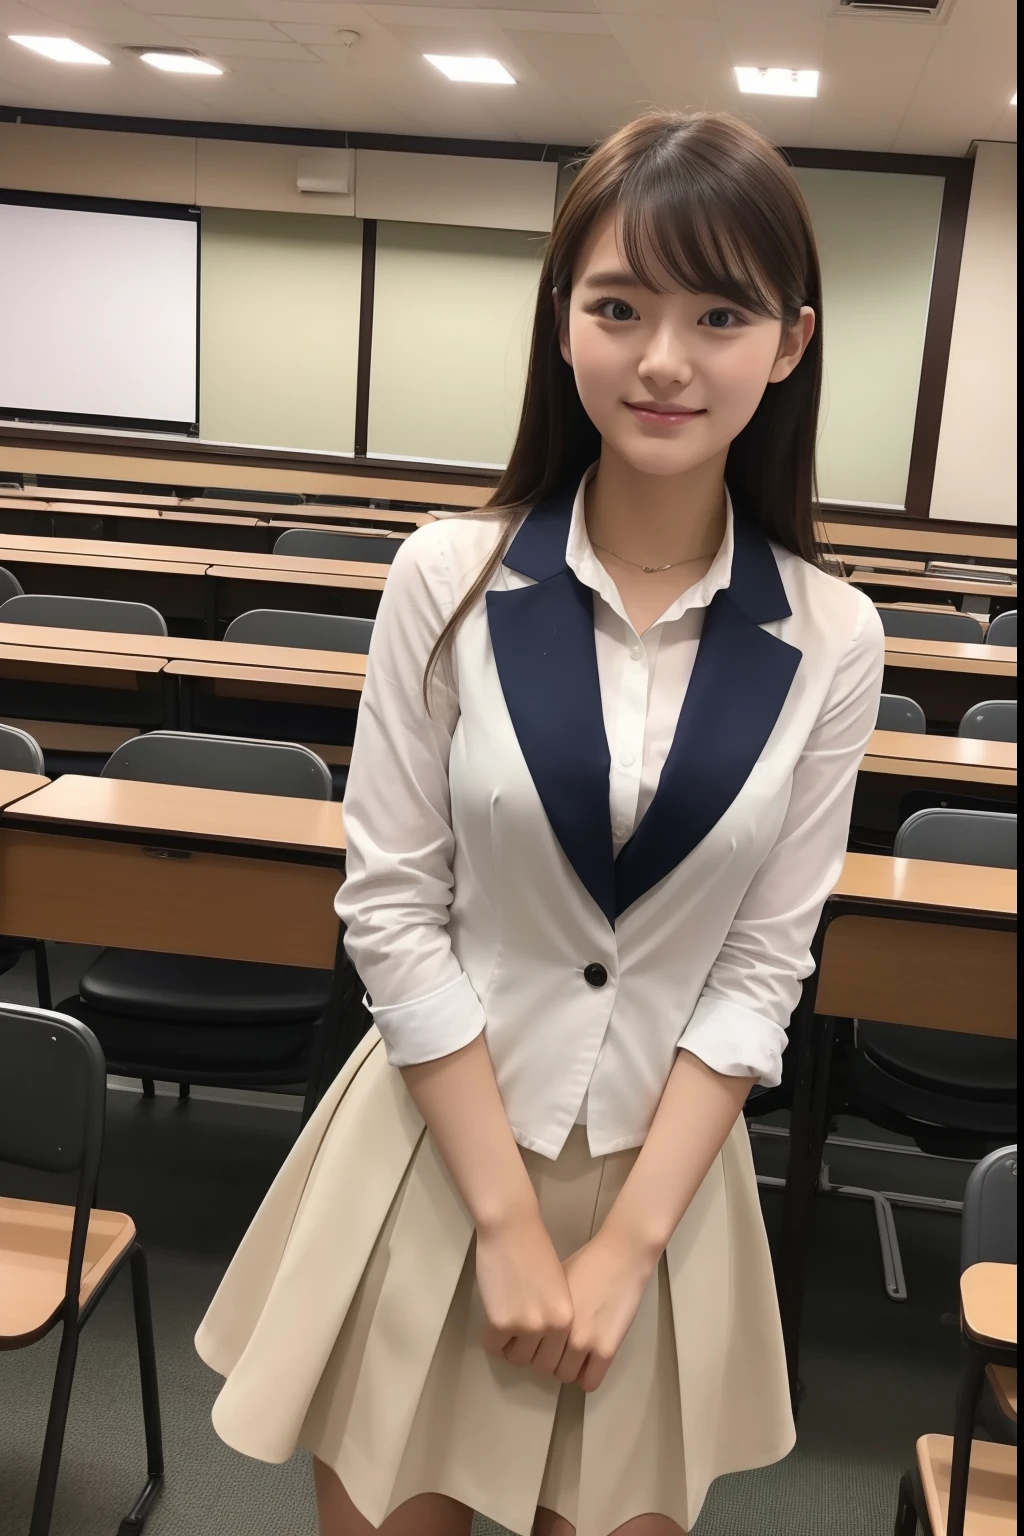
[778,913,833,1412]
[204,575,217,639]
[302,924,371,1125]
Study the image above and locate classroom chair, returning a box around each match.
[893,1145,1017,1536]
[0,592,168,636]
[273,527,402,564]
[58,732,335,1102]
[223,607,374,653]
[190,609,374,798]
[828,808,1017,1301]
[0,724,52,1006]
[0,593,169,780]
[959,699,1017,743]
[878,608,986,645]
[986,610,1017,648]
[0,1003,163,1536]
[877,694,928,733]
[0,563,24,603]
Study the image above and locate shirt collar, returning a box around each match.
[564,464,736,630]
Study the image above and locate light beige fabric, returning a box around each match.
[196,1031,795,1535]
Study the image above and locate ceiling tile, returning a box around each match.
[507,28,651,137]
[127,0,262,14]
[191,36,315,54]
[716,0,824,69]
[892,0,1017,154]
[594,0,717,15]
[153,15,286,36]
[808,15,936,151]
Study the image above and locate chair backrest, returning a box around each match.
[879,607,985,644]
[102,730,333,800]
[0,1004,105,1176]
[895,808,1017,869]
[0,564,24,604]
[273,528,401,565]
[959,700,1017,743]
[986,610,1017,648]
[0,592,168,636]
[961,1145,1017,1270]
[0,722,44,773]
[223,608,374,654]
[876,693,927,734]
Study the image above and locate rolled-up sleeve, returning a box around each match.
[678,596,885,1087]
[335,524,487,1067]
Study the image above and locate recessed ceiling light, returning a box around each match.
[9,35,110,65]
[139,50,223,75]
[735,67,819,98]
[424,54,516,85]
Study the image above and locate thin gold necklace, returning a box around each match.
[591,540,718,575]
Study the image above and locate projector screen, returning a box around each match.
[0,196,199,432]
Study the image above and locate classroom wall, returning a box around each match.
[199,210,363,454]
[929,142,1017,527]
[368,222,544,466]
[796,167,944,510]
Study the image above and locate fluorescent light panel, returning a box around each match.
[424,54,515,85]
[140,50,222,75]
[735,66,818,98]
[9,35,109,65]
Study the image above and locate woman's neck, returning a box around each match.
[584,446,729,568]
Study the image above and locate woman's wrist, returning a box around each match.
[597,1202,669,1271]
[474,1187,544,1240]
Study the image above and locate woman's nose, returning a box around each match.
[638,325,694,390]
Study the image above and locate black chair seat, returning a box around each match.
[858,1021,1017,1100]
[79,949,332,1024]
[62,1001,316,1076]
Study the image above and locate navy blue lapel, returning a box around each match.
[486,484,616,924]
[486,484,802,927]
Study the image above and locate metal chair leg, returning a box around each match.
[33,941,52,1012]
[178,1082,190,1103]
[118,1244,164,1534]
[946,1348,986,1536]
[28,1314,80,1536]
[141,1079,156,1100]
[894,1469,920,1536]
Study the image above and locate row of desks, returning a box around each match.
[1,620,1015,737]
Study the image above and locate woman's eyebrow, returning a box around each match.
[579,268,645,289]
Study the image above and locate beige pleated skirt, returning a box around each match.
[196,1030,795,1536]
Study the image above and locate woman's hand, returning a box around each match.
[477,1210,575,1374]
[554,1225,660,1392]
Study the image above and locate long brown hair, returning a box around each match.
[425,108,824,699]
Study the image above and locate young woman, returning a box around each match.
[197,110,885,1536]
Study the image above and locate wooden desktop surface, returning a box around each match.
[0,530,394,581]
[821,520,1016,564]
[0,489,431,527]
[0,641,166,679]
[0,543,203,578]
[4,773,345,855]
[851,569,1017,599]
[960,1263,1018,1349]
[863,730,1017,786]
[0,769,49,809]
[883,636,1016,676]
[165,659,364,695]
[832,851,1017,917]
[0,621,369,679]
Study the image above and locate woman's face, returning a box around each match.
[561,208,815,479]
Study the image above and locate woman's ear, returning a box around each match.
[768,305,815,384]
[554,287,573,368]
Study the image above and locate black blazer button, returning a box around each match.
[583,963,608,988]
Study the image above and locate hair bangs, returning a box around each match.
[616,158,786,321]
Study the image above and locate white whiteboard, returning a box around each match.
[0,200,199,427]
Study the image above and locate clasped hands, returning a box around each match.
[477,1205,659,1394]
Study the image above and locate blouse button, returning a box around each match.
[629,644,643,660]
[583,963,609,988]
[619,750,635,767]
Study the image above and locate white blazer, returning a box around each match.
[335,477,885,1159]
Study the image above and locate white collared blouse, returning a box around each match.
[335,472,885,1158]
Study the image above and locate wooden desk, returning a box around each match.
[821,520,1016,567]
[850,569,1017,602]
[862,730,1016,788]
[778,853,1017,1401]
[882,637,1016,725]
[0,769,49,809]
[961,1264,1017,1349]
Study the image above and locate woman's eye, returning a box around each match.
[702,308,741,329]
[597,299,638,322]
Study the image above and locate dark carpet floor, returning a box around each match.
[1,945,973,1536]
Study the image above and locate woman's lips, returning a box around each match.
[625,401,706,426]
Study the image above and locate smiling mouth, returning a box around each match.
[625,401,706,420]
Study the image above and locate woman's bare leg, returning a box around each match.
[533,1510,686,1536]
[313,1457,474,1536]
